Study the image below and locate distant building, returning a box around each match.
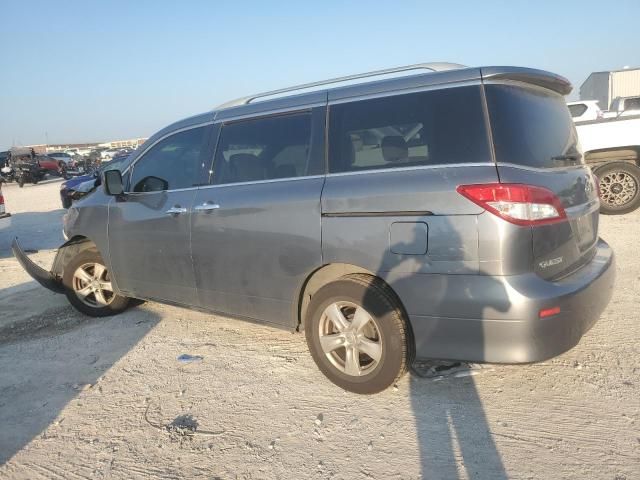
[98,138,147,149]
[24,144,48,155]
[27,138,147,153]
[580,67,640,110]
[44,142,100,153]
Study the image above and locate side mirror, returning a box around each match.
[103,169,124,195]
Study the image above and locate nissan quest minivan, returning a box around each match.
[14,63,615,394]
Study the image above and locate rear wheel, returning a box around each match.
[304,274,412,394]
[596,162,640,215]
[63,249,130,317]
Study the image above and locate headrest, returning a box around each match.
[381,136,408,163]
[229,153,265,182]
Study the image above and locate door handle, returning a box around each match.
[194,202,220,213]
[165,206,188,215]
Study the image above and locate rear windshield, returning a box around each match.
[485,84,582,168]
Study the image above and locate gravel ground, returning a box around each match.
[0,180,638,480]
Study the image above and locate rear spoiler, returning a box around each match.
[480,66,572,96]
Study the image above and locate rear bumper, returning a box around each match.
[12,238,65,293]
[406,239,615,363]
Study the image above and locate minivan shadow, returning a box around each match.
[366,220,509,478]
[0,290,159,465]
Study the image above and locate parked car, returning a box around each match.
[48,151,75,165]
[100,148,124,160]
[575,114,640,214]
[0,151,13,183]
[603,95,640,118]
[0,181,9,218]
[12,157,47,187]
[13,63,615,394]
[567,100,603,122]
[64,148,79,157]
[59,156,129,208]
[36,155,67,176]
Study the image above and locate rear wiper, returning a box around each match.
[551,153,582,163]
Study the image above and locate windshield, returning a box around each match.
[99,156,128,172]
[485,84,582,168]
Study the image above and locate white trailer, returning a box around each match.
[579,68,640,110]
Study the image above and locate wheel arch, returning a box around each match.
[585,146,640,171]
[51,235,99,278]
[294,263,411,334]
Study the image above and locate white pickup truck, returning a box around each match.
[576,114,640,214]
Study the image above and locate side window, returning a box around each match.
[213,113,312,185]
[568,104,587,118]
[625,97,640,111]
[328,86,491,173]
[130,126,207,192]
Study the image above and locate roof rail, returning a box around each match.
[216,62,467,109]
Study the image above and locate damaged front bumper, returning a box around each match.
[12,237,65,293]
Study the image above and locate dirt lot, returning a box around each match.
[0,180,638,480]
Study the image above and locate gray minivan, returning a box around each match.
[14,63,615,394]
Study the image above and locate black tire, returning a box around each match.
[18,178,24,188]
[62,249,130,317]
[596,162,640,215]
[61,195,72,209]
[304,274,413,394]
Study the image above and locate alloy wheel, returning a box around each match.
[72,262,115,307]
[600,171,638,207]
[318,301,382,377]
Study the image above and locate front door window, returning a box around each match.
[130,126,208,192]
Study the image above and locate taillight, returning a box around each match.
[539,306,561,318]
[456,183,567,226]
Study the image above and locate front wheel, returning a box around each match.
[596,162,640,215]
[304,274,413,394]
[62,249,130,317]
[18,177,24,188]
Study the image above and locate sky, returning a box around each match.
[1,0,639,150]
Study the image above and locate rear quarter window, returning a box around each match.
[486,84,581,168]
[328,86,491,173]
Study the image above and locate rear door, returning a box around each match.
[485,83,600,279]
[190,108,326,327]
